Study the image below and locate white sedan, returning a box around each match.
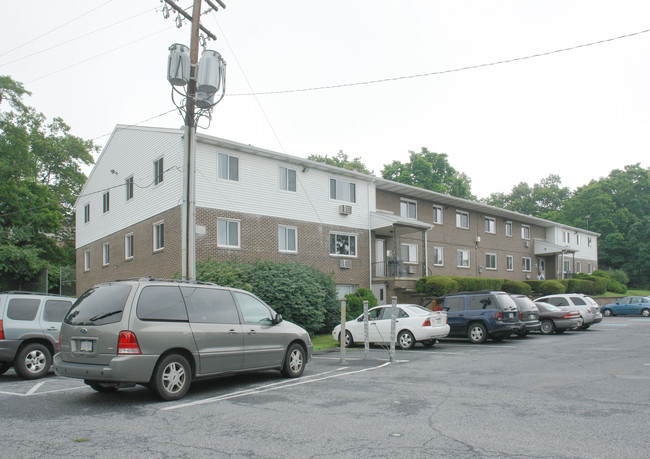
[332,304,450,350]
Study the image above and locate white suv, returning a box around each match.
[535,294,602,329]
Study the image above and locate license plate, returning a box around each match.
[79,340,93,352]
[529,314,536,320]
[508,312,514,319]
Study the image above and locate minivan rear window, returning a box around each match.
[65,284,132,326]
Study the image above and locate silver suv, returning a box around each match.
[535,293,603,329]
[0,291,75,379]
[54,279,313,400]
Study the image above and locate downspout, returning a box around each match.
[424,227,431,277]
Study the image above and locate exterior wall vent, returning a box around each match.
[340,259,352,269]
[339,205,352,215]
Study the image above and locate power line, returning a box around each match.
[91,109,178,141]
[227,28,650,97]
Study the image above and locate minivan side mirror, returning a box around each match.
[273,314,283,325]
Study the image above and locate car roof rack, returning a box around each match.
[0,291,70,297]
[109,277,220,286]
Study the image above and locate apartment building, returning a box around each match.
[75,125,599,302]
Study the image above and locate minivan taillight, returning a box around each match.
[519,311,523,320]
[118,331,141,355]
[0,319,4,339]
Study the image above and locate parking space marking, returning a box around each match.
[162,362,392,411]
[0,380,87,397]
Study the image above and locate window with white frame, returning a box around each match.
[400,199,417,219]
[278,226,297,253]
[576,261,582,273]
[588,237,592,247]
[432,205,443,224]
[279,167,296,192]
[457,249,470,268]
[401,243,418,263]
[484,217,496,234]
[102,242,110,266]
[562,230,570,244]
[563,260,571,274]
[506,255,514,271]
[433,247,444,266]
[522,257,532,272]
[521,225,530,240]
[84,250,90,272]
[102,192,110,213]
[456,211,469,229]
[84,203,90,223]
[154,157,164,185]
[126,176,134,201]
[576,234,581,245]
[329,178,356,203]
[588,263,593,274]
[329,233,357,257]
[125,233,134,260]
[218,153,239,181]
[486,253,497,270]
[505,221,513,237]
[153,221,164,251]
[217,218,240,248]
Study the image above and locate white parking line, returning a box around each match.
[162,362,393,411]
[0,381,87,397]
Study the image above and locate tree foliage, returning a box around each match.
[307,150,373,175]
[0,75,96,289]
[381,147,473,199]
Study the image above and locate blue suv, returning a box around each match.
[438,291,523,344]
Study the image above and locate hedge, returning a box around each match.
[502,280,532,295]
[539,280,565,295]
[416,276,505,297]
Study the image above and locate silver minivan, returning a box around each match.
[54,279,313,400]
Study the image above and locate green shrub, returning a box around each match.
[196,259,339,335]
[608,269,630,286]
[540,280,565,295]
[450,276,505,292]
[607,280,627,294]
[344,287,378,319]
[525,280,543,293]
[591,270,611,279]
[416,276,460,297]
[502,280,532,295]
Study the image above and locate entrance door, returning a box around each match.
[375,239,385,277]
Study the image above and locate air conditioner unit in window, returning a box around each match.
[339,205,352,215]
[340,259,352,269]
[407,265,417,274]
[524,240,530,248]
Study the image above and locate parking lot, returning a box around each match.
[1,316,649,458]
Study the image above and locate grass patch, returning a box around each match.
[311,334,339,351]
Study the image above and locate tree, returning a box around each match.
[307,150,373,175]
[0,75,96,290]
[482,174,571,217]
[381,147,473,199]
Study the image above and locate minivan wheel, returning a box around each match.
[87,381,119,393]
[0,364,10,376]
[397,330,416,350]
[540,320,555,335]
[152,354,192,401]
[467,323,488,344]
[281,343,306,378]
[15,343,51,379]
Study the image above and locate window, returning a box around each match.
[43,300,73,323]
[181,287,240,324]
[588,237,593,247]
[576,261,582,273]
[279,226,297,253]
[576,234,581,245]
[102,192,110,213]
[400,199,417,219]
[336,284,358,299]
[506,255,514,271]
[125,233,134,260]
[562,230,570,244]
[505,221,512,237]
[330,233,357,257]
[563,260,571,274]
[456,211,469,229]
[433,247,444,266]
[445,297,465,312]
[234,292,273,325]
[137,286,188,322]
[522,257,532,272]
[457,249,470,268]
[102,242,110,266]
[84,203,90,223]
[154,157,164,185]
[126,176,134,201]
[486,253,497,270]
[84,250,90,272]
[279,167,296,192]
[588,263,593,274]
[469,294,494,311]
[218,153,239,181]
[401,243,418,263]
[7,299,40,321]
[484,217,496,234]
[521,225,531,240]
[217,218,240,248]
[329,178,356,203]
[432,205,443,224]
[153,221,164,251]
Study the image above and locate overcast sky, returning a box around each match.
[1,0,649,199]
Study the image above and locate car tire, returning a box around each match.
[397,330,416,350]
[421,339,435,347]
[14,343,51,380]
[602,309,613,317]
[152,354,192,401]
[642,309,650,317]
[540,320,555,335]
[87,381,119,393]
[281,343,306,378]
[467,323,488,344]
[340,331,354,348]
